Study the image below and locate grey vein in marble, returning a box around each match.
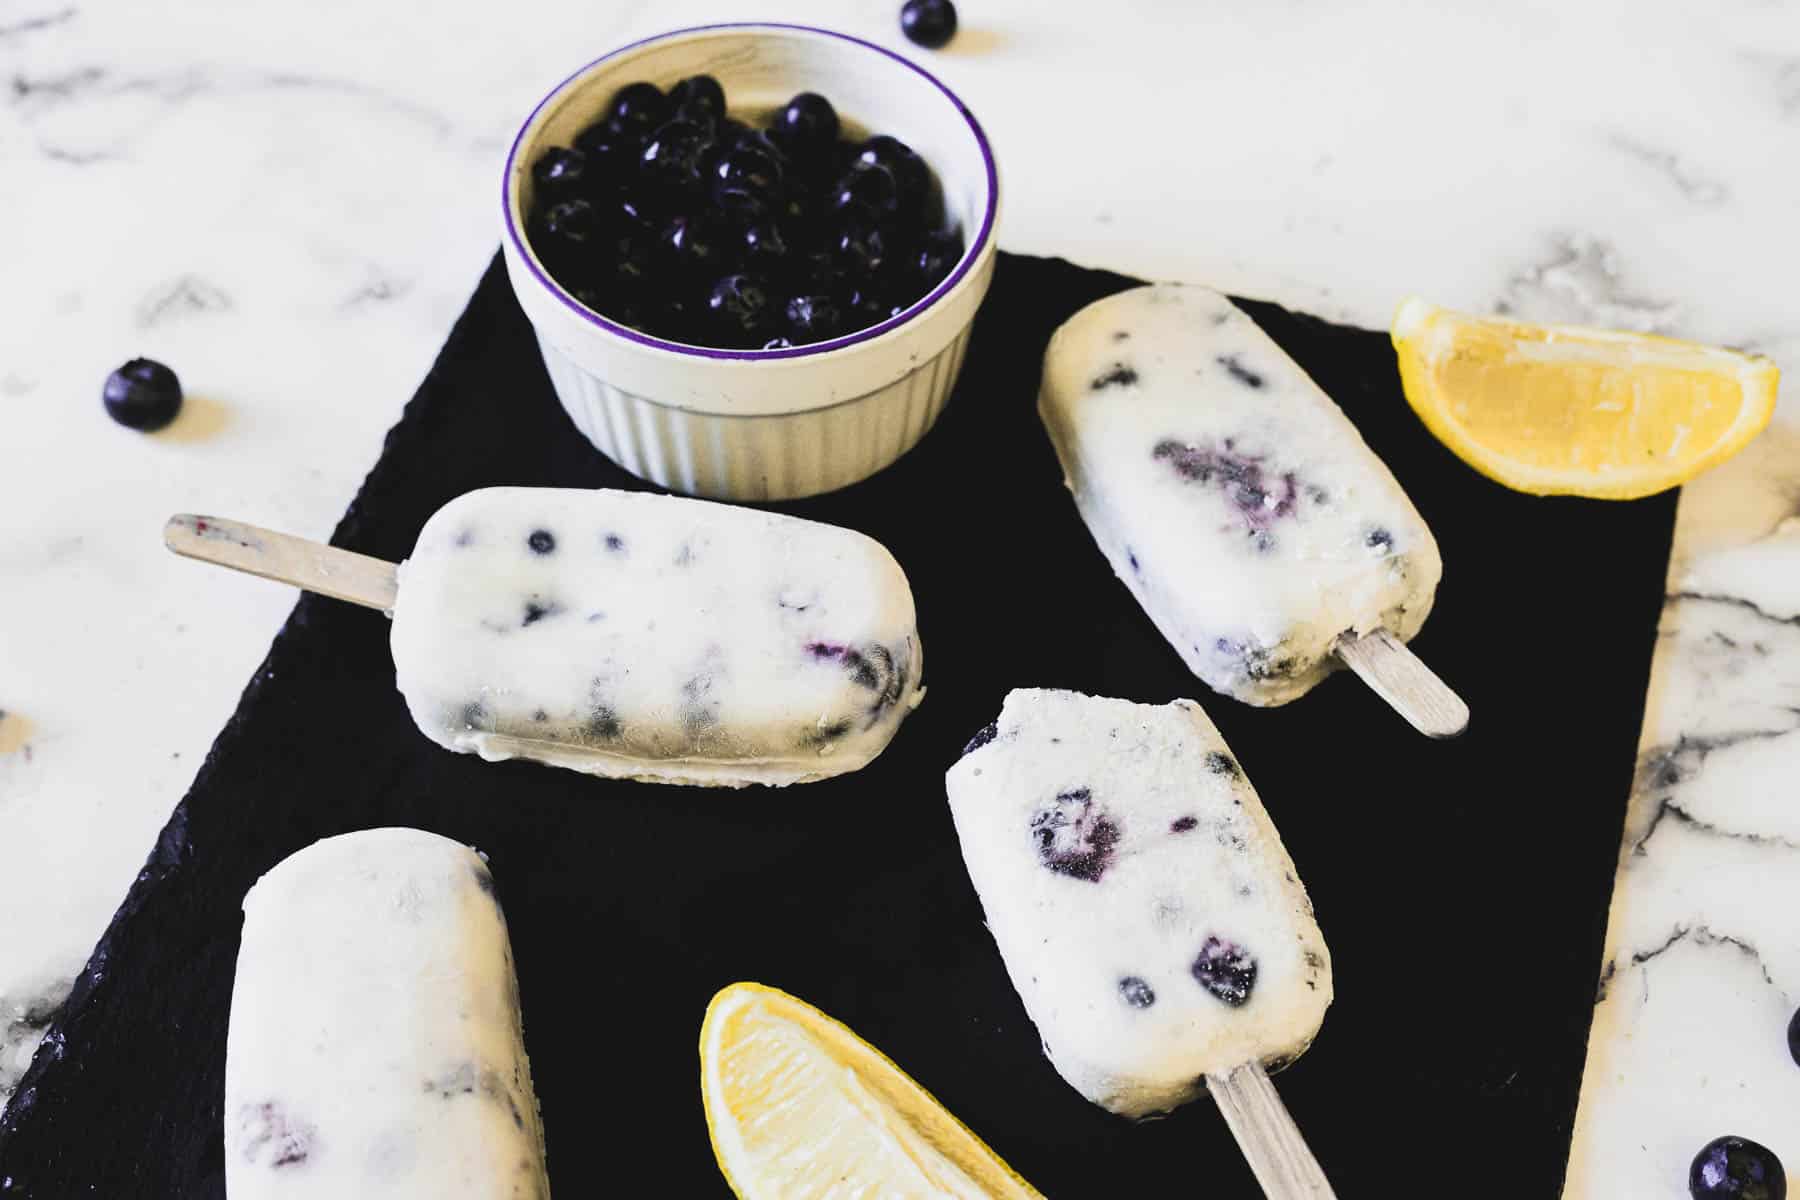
[1605,135,1730,206]
[1495,232,1680,332]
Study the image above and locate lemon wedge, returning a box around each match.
[1392,298,1778,498]
[700,982,1043,1200]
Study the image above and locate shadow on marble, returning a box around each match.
[0,710,34,757]
[152,393,231,445]
[937,26,1006,57]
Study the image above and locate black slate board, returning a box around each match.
[0,252,1677,1197]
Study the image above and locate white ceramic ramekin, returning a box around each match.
[501,23,1001,501]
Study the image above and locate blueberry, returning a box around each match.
[1191,936,1257,1006]
[532,146,589,198]
[1690,1136,1786,1200]
[639,120,714,192]
[1170,816,1198,833]
[832,162,900,223]
[706,274,780,347]
[574,122,642,175]
[784,293,844,344]
[734,127,789,163]
[762,336,795,350]
[103,358,183,431]
[854,135,931,214]
[1118,977,1156,1009]
[528,529,555,554]
[714,185,773,226]
[1203,751,1241,778]
[601,232,655,291]
[841,282,891,331]
[912,228,964,286]
[715,116,752,145]
[739,218,789,273]
[606,81,666,136]
[715,142,784,200]
[1790,1007,1799,1066]
[900,0,958,48]
[659,213,728,275]
[667,74,725,124]
[534,197,601,267]
[1029,787,1121,882]
[832,222,888,276]
[773,92,839,149]
[961,720,998,755]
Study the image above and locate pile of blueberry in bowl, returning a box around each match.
[524,75,966,351]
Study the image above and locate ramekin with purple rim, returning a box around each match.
[501,23,1000,502]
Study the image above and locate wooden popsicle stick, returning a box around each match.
[164,514,398,612]
[1334,627,1468,739]
[1207,1062,1338,1199]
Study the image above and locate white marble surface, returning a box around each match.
[2,0,1796,1189]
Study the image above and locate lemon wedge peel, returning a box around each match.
[700,981,1044,1200]
[1392,298,1778,500]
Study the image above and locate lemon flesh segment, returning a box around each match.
[701,983,1043,1200]
[1392,298,1779,499]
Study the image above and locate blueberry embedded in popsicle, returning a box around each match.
[1216,354,1264,389]
[1366,527,1394,552]
[521,598,563,627]
[235,1100,316,1168]
[1118,977,1156,1009]
[1191,936,1257,1006]
[1151,440,1300,536]
[1204,751,1241,778]
[961,720,999,756]
[604,533,626,553]
[1029,787,1121,882]
[1090,363,1139,390]
[1170,816,1198,833]
[527,529,555,554]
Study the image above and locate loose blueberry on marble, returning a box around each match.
[1690,1136,1787,1200]
[900,0,959,49]
[1191,935,1257,1006]
[103,357,183,431]
[1789,1007,1799,1067]
[1029,787,1121,882]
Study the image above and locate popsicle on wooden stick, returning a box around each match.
[1039,284,1466,737]
[166,486,925,786]
[947,689,1336,1198]
[224,828,550,1199]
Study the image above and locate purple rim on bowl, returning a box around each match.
[502,21,1000,363]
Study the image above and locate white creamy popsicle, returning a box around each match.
[224,828,549,1199]
[946,689,1331,1120]
[388,487,924,786]
[1040,284,1443,708]
[167,486,925,787]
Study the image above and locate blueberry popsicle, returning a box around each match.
[224,828,549,1199]
[166,486,924,786]
[948,689,1337,1195]
[1040,284,1464,736]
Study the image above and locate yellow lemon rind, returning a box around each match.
[700,981,1044,1200]
[1392,297,1779,500]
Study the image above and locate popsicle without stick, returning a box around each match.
[1039,283,1467,738]
[225,828,550,1198]
[166,486,924,786]
[947,689,1337,1198]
